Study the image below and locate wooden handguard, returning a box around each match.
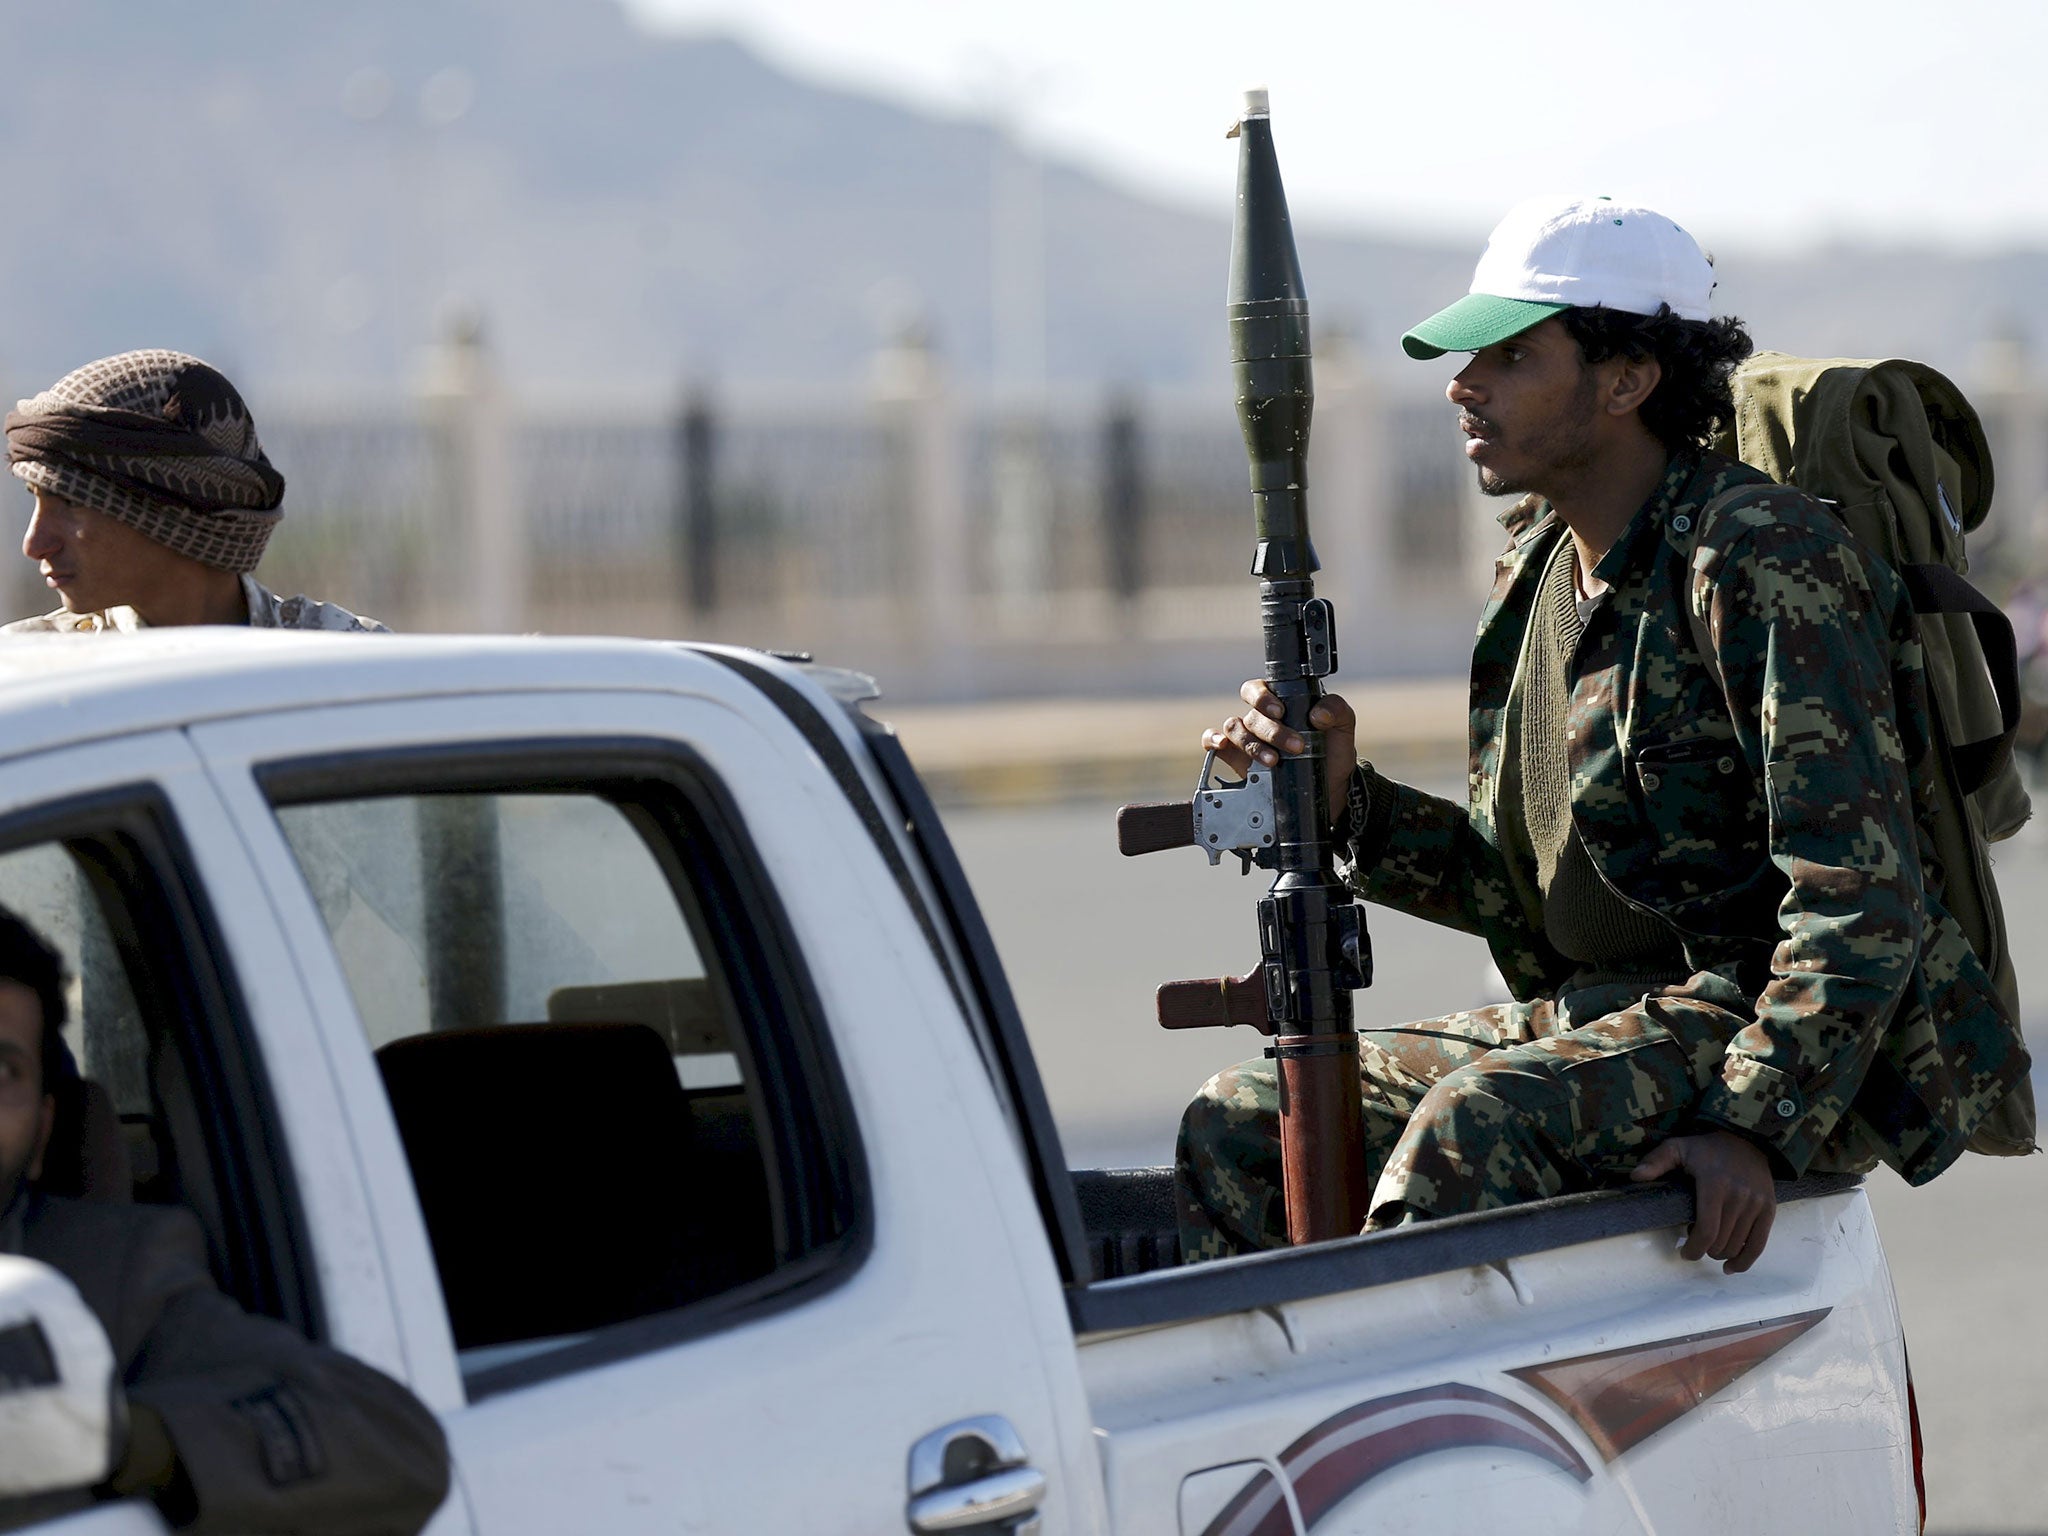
[1117,800,1197,856]
[1156,969,1273,1032]
[1276,1035,1370,1241]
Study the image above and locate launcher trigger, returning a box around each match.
[1192,749,1279,867]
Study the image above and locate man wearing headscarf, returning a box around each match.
[4,350,384,633]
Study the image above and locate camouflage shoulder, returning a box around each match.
[1682,461,1869,578]
[1689,455,1841,538]
[268,594,391,633]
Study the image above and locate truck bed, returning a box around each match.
[1069,1165,1863,1302]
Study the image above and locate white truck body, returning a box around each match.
[0,632,1917,1536]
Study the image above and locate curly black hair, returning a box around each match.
[1558,304,1753,452]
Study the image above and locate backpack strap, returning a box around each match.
[1677,489,2023,796]
[1898,562,2023,793]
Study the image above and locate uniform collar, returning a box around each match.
[1588,450,1702,590]
[1494,450,1704,567]
[1496,492,1553,547]
[237,574,283,626]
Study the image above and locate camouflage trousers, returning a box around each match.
[1173,988,1745,1262]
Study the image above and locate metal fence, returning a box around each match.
[153,333,2048,702]
[233,331,1499,698]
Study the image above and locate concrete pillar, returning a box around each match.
[871,323,970,680]
[988,119,1052,616]
[1307,328,1399,675]
[989,414,1053,611]
[418,312,527,632]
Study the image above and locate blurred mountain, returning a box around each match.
[0,0,2044,398]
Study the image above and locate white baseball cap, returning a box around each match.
[1402,196,1716,359]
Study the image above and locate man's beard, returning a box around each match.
[1475,461,1523,498]
[1469,371,1601,498]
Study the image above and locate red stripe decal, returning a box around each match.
[1508,1307,1830,1461]
[1197,1464,1293,1536]
[1202,1383,1591,1535]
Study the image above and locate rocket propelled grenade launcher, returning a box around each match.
[1114,90,1372,1245]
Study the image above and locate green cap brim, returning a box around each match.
[1401,294,1570,359]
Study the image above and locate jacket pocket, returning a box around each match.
[1629,733,1767,901]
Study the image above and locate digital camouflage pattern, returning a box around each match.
[1178,449,2031,1256]
[1177,989,1752,1261]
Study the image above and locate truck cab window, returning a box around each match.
[0,844,148,1125]
[0,842,162,1224]
[274,786,834,1386]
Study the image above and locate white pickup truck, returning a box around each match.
[0,632,1921,1535]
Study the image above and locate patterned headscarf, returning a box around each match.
[5,350,285,574]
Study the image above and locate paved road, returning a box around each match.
[942,785,2048,1535]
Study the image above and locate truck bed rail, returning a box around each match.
[1067,1169,1863,1334]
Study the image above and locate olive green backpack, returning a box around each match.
[1705,352,2034,1156]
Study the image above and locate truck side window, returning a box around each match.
[274,785,854,1387]
[0,844,148,1122]
[0,822,310,1329]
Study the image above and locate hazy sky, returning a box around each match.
[624,0,2048,255]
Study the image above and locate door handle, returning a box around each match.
[907,1415,1045,1535]
[907,1465,1047,1532]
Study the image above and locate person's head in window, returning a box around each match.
[0,908,67,1216]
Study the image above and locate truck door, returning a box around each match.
[191,683,1101,1535]
[0,730,469,1536]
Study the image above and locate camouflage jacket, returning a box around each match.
[1345,449,2029,1184]
[3,575,387,634]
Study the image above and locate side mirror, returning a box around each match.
[0,1253,117,1498]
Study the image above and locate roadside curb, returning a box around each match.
[878,682,1469,809]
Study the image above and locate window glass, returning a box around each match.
[0,844,148,1114]
[275,790,791,1382]
[0,834,261,1298]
